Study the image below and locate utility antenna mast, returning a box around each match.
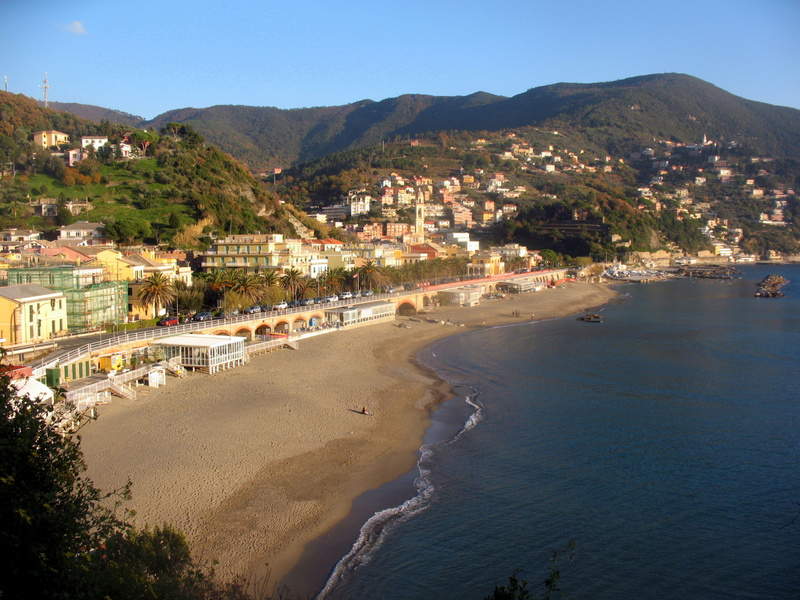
[40,73,50,108]
[3,76,7,92]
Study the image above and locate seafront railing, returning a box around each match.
[31,269,565,378]
[30,291,401,377]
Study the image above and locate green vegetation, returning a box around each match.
[0,376,263,599]
[0,91,292,244]
[72,74,800,171]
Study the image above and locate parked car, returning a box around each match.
[325,295,339,303]
[301,298,316,306]
[192,311,214,322]
[362,289,374,296]
[273,301,288,309]
[243,305,262,314]
[340,291,353,299]
[157,316,179,326]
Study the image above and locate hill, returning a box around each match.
[46,101,145,127]
[113,74,800,170]
[270,122,799,257]
[0,91,294,245]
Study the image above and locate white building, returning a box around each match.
[156,334,246,374]
[58,221,106,243]
[81,136,109,151]
[348,192,372,216]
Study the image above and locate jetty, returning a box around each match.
[678,265,739,279]
[755,274,789,298]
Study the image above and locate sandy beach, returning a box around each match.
[79,282,617,594]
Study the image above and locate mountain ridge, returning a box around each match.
[48,73,800,169]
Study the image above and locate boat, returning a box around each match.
[578,313,603,323]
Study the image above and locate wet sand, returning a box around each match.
[79,282,616,594]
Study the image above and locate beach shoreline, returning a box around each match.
[79,282,618,596]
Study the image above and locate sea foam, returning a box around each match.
[316,391,483,599]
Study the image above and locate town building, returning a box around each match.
[7,265,127,332]
[58,221,107,245]
[81,136,109,151]
[200,233,325,277]
[0,285,68,346]
[32,130,70,149]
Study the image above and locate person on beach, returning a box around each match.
[362,406,369,415]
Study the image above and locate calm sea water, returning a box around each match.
[320,265,800,600]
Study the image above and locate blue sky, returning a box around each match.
[2,0,799,119]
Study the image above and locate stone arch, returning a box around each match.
[293,316,307,330]
[234,327,253,341]
[422,295,432,307]
[213,330,229,336]
[255,324,272,337]
[274,321,290,334]
[396,301,417,316]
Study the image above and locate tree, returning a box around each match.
[0,378,260,599]
[135,273,176,316]
[1,377,128,598]
[280,268,303,301]
[354,259,385,291]
[130,130,158,157]
[229,272,263,304]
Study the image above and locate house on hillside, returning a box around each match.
[32,130,70,149]
[58,221,107,245]
[81,136,109,151]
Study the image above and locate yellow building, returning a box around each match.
[74,247,145,282]
[32,130,70,149]
[0,285,67,346]
[467,251,505,277]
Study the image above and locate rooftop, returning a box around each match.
[155,334,246,348]
[60,221,104,231]
[0,284,62,301]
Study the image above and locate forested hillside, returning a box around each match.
[70,73,800,170]
[0,91,293,246]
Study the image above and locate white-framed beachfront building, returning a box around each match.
[437,287,482,307]
[495,279,543,294]
[324,301,395,327]
[155,334,246,374]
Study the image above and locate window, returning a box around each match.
[29,306,34,320]
[51,299,55,310]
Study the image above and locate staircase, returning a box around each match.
[163,359,187,378]
[107,381,136,400]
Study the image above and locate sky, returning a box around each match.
[2,0,799,119]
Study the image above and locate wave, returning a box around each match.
[450,389,483,444]
[316,391,483,599]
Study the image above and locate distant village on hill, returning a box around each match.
[0,84,797,362]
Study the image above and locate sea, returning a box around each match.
[308,264,800,600]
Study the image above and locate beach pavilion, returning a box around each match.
[324,300,395,327]
[154,334,246,374]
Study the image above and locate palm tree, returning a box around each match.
[325,267,348,294]
[280,268,303,301]
[354,260,385,291]
[230,272,264,304]
[260,269,279,290]
[135,273,176,317]
[205,269,235,307]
